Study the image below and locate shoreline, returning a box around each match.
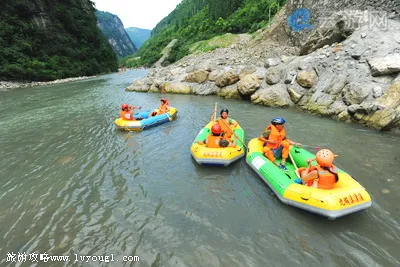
[0,76,97,91]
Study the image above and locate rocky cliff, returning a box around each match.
[126,1,400,131]
[96,11,137,58]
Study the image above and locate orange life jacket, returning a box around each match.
[158,103,169,114]
[120,110,133,120]
[316,165,338,190]
[265,124,286,149]
[217,118,232,137]
[206,135,222,148]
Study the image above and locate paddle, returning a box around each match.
[218,116,248,149]
[289,150,300,178]
[211,102,217,122]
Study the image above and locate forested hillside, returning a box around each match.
[121,0,286,67]
[0,0,118,82]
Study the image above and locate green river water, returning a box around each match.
[0,70,399,267]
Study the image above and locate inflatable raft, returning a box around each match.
[190,121,246,166]
[246,138,371,219]
[115,107,178,131]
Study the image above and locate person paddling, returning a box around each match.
[149,98,170,117]
[215,108,238,141]
[299,149,339,190]
[258,117,302,170]
[195,124,236,148]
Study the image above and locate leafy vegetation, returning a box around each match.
[121,0,286,68]
[0,0,118,81]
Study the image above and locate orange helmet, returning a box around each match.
[316,149,335,167]
[121,104,129,110]
[211,124,222,135]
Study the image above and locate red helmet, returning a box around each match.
[121,104,129,110]
[211,124,222,134]
[161,98,168,103]
[316,149,335,167]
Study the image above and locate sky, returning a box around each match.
[92,0,182,30]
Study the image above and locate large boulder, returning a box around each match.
[237,74,262,95]
[287,83,307,103]
[193,69,209,83]
[215,70,240,87]
[362,82,400,130]
[191,82,219,95]
[297,70,317,88]
[305,92,335,115]
[368,54,400,76]
[126,78,150,92]
[265,66,284,85]
[251,84,294,107]
[342,82,370,105]
[217,84,242,100]
[161,82,192,94]
[328,100,348,115]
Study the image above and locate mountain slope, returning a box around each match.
[96,11,137,58]
[125,27,151,48]
[121,0,286,68]
[0,0,118,81]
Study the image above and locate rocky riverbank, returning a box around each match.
[0,76,96,91]
[126,8,400,131]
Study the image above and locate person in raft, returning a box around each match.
[149,98,170,117]
[299,149,339,190]
[120,104,142,120]
[258,117,302,171]
[195,124,237,148]
[215,108,238,140]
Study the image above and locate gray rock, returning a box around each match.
[284,72,295,84]
[324,75,348,95]
[191,82,219,95]
[361,33,367,38]
[126,78,150,92]
[265,66,284,85]
[251,84,294,107]
[329,100,348,115]
[372,86,384,98]
[264,58,281,68]
[287,83,307,104]
[237,74,262,95]
[368,54,400,76]
[348,104,362,114]
[351,49,364,60]
[342,82,370,105]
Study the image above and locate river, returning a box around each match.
[0,70,399,267]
